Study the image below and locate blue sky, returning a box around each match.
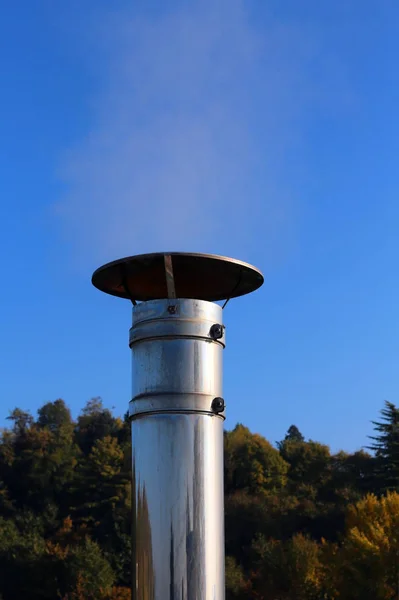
[1,0,398,452]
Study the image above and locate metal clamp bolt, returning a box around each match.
[211,397,225,414]
[210,323,224,340]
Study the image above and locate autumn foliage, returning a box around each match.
[0,397,398,599]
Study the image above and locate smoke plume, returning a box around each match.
[57,1,342,269]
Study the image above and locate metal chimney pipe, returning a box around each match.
[92,253,263,600]
[130,298,225,599]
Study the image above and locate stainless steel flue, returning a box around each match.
[92,252,263,600]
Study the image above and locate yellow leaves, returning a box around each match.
[114,417,124,430]
[62,573,88,600]
[346,492,399,554]
[328,492,399,599]
[46,540,69,560]
[59,516,73,535]
[286,533,323,595]
[250,533,324,599]
[46,517,75,559]
[107,587,131,599]
[351,491,399,526]
[248,495,399,600]
[348,523,389,555]
[62,583,131,600]
[89,436,124,479]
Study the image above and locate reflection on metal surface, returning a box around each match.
[133,472,155,600]
[130,299,225,599]
[129,299,225,419]
[132,414,224,600]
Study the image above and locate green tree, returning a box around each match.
[0,514,60,599]
[73,435,129,522]
[224,424,288,496]
[225,490,302,567]
[225,555,248,599]
[324,449,376,503]
[250,533,323,600]
[6,408,33,435]
[37,399,73,433]
[368,400,399,492]
[278,439,332,532]
[65,536,115,599]
[279,439,331,488]
[6,412,78,513]
[277,425,305,448]
[75,398,120,455]
[1,397,396,598]
[72,434,131,584]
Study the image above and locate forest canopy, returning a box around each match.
[0,397,398,599]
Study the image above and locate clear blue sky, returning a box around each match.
[1,0,398,453]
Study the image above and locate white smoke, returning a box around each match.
[56,1,346,269]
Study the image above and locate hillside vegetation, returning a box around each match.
[0,398,398,599]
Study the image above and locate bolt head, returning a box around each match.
[210,323,224,340]
[211,397,225,413]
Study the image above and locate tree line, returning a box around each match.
[0,397,398,599]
